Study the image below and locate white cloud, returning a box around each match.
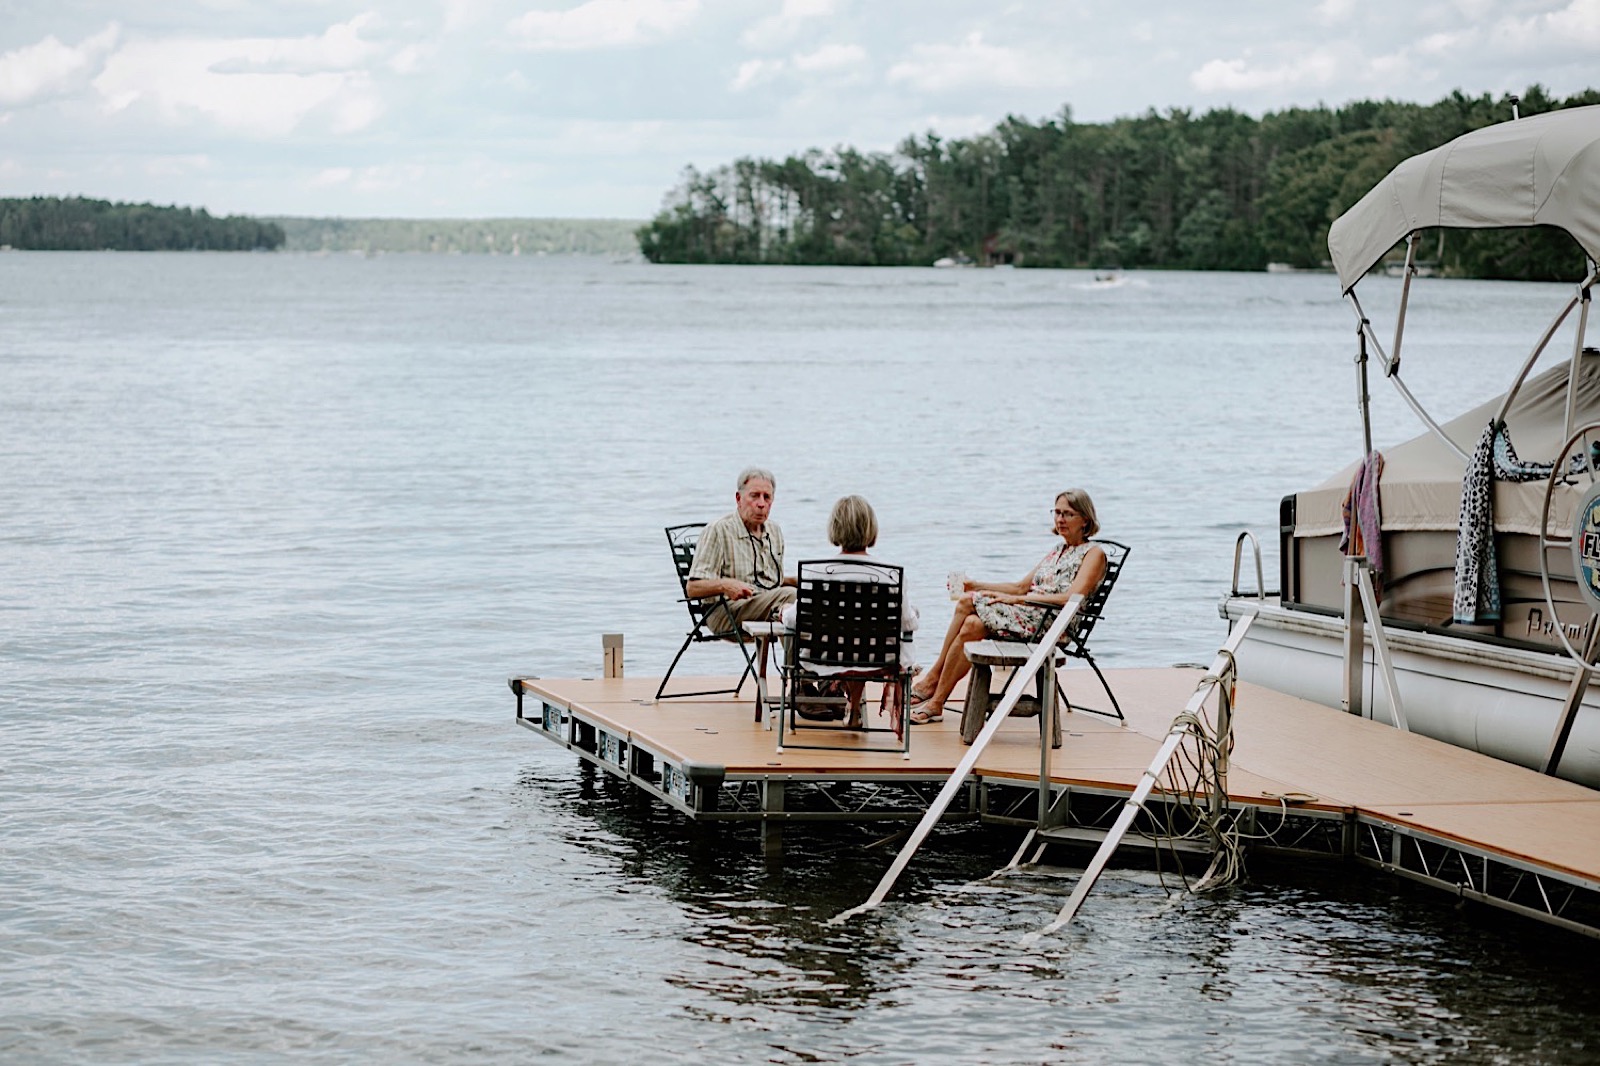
[1315,0,1356,24]
[731,57,785,91]
[311,167,354,186]
[1189,49,1341,93]
[886,32,1072,93]
[314,162,428,193]
[506,0,700,51]
[792,43,865,72]
[443,0,494,33]
[0,24,120,107]
[143,154,212,177]
[741,0,837,49]
[389,43,433,74]
[1493,0,1600,50]
[730,42,863,91]
[92,20,386,138]
[1415,28,1477,56]
[205,14,382,76]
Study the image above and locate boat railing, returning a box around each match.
[1230,530,1271,599]
[832,593,1085,925]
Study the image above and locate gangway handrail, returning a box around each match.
[831,594,1085,924]
[1023,613,1256,942]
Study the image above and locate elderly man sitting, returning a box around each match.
[685,466,797,635]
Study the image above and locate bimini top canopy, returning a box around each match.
[1327,104,1600,292]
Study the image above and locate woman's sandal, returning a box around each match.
[907,689,933,708]
[909,707,943,725]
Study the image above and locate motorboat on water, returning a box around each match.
[1220,105,1600,789]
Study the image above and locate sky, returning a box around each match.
[1,0,1596,220]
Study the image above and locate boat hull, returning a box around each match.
[1220,597,1600,788]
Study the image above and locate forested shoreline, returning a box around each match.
[637,86,1599,280]
[0,199,642,256]
[0,197,284,251]
[268,216,639,256]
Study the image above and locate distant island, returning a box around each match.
[637,85,1600,281]
[0,197,643,257]
[0,196,284,251]
[267,216,640,257]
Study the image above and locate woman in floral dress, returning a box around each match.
[908,489,1106,724]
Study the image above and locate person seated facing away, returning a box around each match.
[908,488,1106,724]
[779,495,920,726]
[685,466,796,636]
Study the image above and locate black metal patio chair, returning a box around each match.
[960,538,1131,737]
[1054,538,1130,720]
[655,523,758,702]
[776,559,913,756]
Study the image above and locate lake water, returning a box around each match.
[4,253,1597,1063]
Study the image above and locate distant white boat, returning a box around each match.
[932,254,974,268]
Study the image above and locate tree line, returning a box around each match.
[268,216,640,256]
[0,197,284,251]
[637,86,1600,280]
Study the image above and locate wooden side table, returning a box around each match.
[741,621,787,728]
[961,639,1065,748]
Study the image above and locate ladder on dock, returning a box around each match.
[836,540,1265,936]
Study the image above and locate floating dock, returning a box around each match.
[511,665,1600,937]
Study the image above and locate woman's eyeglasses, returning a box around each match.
[1053,509,1079,518]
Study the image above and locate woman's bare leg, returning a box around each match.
[913,595,976,698]
[923,614,987,714]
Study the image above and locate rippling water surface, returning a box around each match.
[4,253,1597,1063]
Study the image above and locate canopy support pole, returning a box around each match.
[1345,291,1466,461]
[1391,232,1419,374]
[1356,317,1373,458]
[1564,276,1593,442]
[1491,265,1593,428]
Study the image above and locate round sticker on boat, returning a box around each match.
[1572,482,1600,612]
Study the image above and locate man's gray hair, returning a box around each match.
[737,467,777,493]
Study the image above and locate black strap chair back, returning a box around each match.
[1056,538,1130,719]
[656,523,756,701]
[791,563,905,671]
[778,559,911,755]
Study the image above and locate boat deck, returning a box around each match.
[511,665,1600,936]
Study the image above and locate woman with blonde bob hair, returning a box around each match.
[827,493,879,554]
[908,489,1105,724]
[780,495,919,725]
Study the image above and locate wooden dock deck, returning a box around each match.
[510,665,1600,936]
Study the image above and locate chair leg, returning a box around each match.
[656,629,759,701]
[1060,653,1125,721]
[1088,656,1125,720]
[729,627,757,698]
[655,633,695,701]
